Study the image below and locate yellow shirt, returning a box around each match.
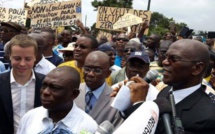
[58,60,85,83]
[58,60,112,85]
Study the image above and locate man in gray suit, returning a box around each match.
[74,51,122,127]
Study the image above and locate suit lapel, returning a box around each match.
[34,72,44,108]
[176,86,205,117]
[1,72,13,124]
[116,67,126,83]
[90,83,111,119]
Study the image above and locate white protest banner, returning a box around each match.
[29,0,82,28]
[26,0,70,7]
[0,0,24,8]
[113,13,143,30]
[113,101,159,134]
[96,6,151,34]
[0,7,27,25]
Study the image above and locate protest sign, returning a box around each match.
[26,0,70,7]
[30,0,81,28]
[0,7,27,25]
[113,13,143,30]
[97,30,112,41]
[96,6,151,34]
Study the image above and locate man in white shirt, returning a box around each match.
[28,33,56,75]
[0,34,45,134]
[18,66,98,134]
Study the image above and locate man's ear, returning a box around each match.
[192,62,205,75]
[72,89,80,100]
[49,39,54,46]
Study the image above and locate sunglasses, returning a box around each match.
[164,54,199,63]
[124,48,136,53]
[116,38,129,42]
[74,44,90,49]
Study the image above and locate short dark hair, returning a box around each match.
[81,34,99,49]
[41,27,55,41]
[54,66,80,89]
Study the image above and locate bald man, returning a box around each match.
[75,51,122,127]
[18,66,97,134]
[123,39,215,134]
[29,33,56,75]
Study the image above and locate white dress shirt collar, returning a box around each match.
[172,83,201,104]
[86,82,106,100]
[42,103,85,133]
[10,69,35,85]
[35,55,46,68]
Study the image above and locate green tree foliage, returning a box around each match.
[149,12,188,36]
[92,0,133,9]
[197,30,207,37]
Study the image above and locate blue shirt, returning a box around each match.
[45,52,63,66]
[86,83,106,109]
[0,61,5,73]
[53,44,64,58]
[0,42,9,69]
[114,55,122,67]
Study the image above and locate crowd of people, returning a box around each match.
[0,18,215,134]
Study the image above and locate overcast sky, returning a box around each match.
[2,0,214,32]
[83,0,215,32]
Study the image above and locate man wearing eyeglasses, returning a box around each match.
[58,35,99,83]
[53,30,71,58]
[114,33,129,67]
[0,21,21,69]
[75,51,123,127]
[111,41,143,85]
[111,51,159,100]
[120,39,215,134]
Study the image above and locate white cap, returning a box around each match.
[59,42,75,52]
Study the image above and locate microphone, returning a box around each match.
[162,114,173,134]
[95,121,114,134]
[125,69,159,87]
[154,97,173,134]
[113,101,159,134]
[144,69,159,83]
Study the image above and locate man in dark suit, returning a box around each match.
[119,39,215,134]
[0,34,45,134]
[75,51,122,127]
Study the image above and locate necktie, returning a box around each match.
[39,127,72,134]
[208,92,215,103]
[85,91,94,113]
[53,128,72,134]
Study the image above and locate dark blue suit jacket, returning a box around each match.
[0,71,45,134]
